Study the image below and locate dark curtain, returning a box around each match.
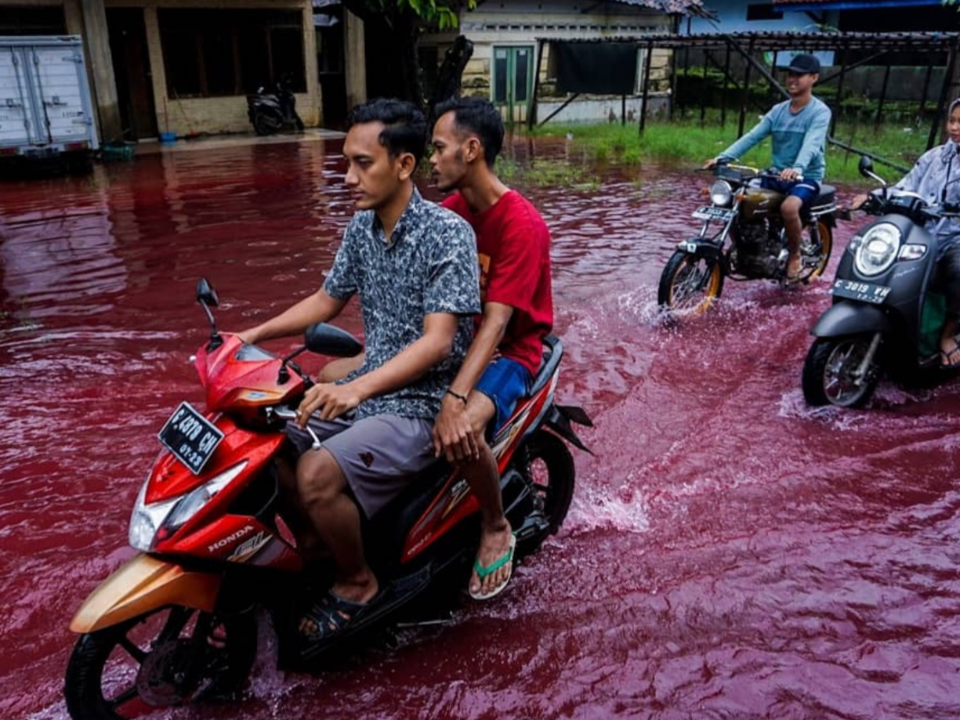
[554,42,638,95]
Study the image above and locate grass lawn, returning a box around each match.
[524,116,935,187]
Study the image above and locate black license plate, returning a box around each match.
[692,205,736,222]
[831,279,891,304]
[157,402,224,475]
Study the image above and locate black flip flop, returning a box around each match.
[298,590,377,644]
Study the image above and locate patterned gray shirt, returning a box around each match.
[323,188,480,420]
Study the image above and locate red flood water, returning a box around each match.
[3,135,960,720]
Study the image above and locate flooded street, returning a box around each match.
[3,135,960,720]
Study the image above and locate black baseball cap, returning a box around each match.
[786,54,821,74]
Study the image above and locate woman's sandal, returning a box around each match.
[298,590,377,645]
[940,343,960,369]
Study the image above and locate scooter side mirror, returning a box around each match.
[304,323,363,358]
[858,155,888,190]
[195,278,222,350]
[196,278,219,308]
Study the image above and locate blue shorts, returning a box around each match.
[760,176,821,210]
[475,358,532,433]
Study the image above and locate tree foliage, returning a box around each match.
[339,0,477,107]
[342,0,477,30]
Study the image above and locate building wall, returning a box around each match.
[685,0,839,34]
[118,0,320,137]
[1,0,321,138]
[683,1,838,70]
[422,0,676,124]
[537,95,670,123]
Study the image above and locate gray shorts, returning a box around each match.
[286,414,435,519]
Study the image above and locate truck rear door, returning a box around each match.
[30,44,94,147]
[0,45,40,148]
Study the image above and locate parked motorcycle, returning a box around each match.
[658,162,838,315]
[247,78,304,136]
[802,156,960,408]
[64,279,591,719]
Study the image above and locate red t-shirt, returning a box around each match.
[442,190,553,376]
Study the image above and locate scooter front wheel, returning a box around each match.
[802,336,879,408]
[64,605,256,720]
[657,251,724,316]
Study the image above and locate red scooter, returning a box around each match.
[64,279,591,719]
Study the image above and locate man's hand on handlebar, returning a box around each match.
[233,327,261,345]
[297,382,362,424]
[703,158,719,170]
[779,168,801,181]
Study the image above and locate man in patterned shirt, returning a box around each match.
[239,98,479,643]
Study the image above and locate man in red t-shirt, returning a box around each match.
[430,97,553,600]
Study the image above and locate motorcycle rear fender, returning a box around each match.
[810,301,894,338]
[69,554,220,634]
[545,405,594,454]
[677,238,721,261]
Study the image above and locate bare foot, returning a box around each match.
[786,255,803,283]
[470,522,514,598]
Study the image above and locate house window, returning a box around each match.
[746,4,784,21]
[316,15,344,76]
[493,48,509,104]
[158,9,305,99]
[514,48,529,103]
[492,47,533,105]
[0,7,66,35]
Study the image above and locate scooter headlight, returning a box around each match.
[854,222,901,277]
[710,180,733,207]
[128,461,248,552]
[129,481,178,552]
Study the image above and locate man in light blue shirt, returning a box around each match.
[705,53,831,282]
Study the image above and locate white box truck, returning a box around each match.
[0,35,99,171]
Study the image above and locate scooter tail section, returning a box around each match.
[69,554,221,634]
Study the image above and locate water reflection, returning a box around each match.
[2,134,960,719]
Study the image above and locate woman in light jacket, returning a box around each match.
[853,98,960,367]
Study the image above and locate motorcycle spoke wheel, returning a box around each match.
[798,220,833,281]
[64,606,256,720]
[802,337,878,408]
[658,251,724,316]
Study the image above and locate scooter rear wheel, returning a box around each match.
[64,606,256,720]
[518,430,575,553]
[802,336,878,408]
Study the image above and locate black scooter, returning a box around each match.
[802,156,960,407]
[247,78,305,136]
